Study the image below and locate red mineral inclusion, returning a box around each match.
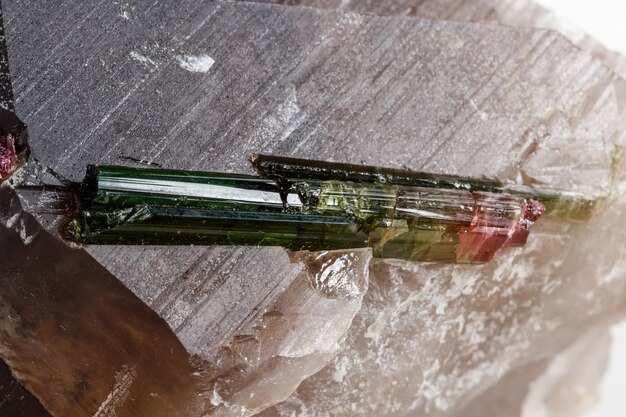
[456,198,545,263]
[0,132,18,182]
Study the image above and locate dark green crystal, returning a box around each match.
[73,165,368,250]
[77,207,368,249]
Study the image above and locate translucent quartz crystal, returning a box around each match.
[0,188,205,417]
[204,249,371,416]
[72,159,551,263]
[253,0,626,80]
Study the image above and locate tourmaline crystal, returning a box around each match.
[252,154,601,221]
[71,165,369,250]
[71,156,557,264]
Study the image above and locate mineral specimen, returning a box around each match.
[70,165,368,250]
[0,359,51,417]
[254,0,626,80]
[0,187,205,417]
[251,153,597,220]
[1,0,625,417]
[0,4,13,111]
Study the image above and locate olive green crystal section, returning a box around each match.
[70,155,596,263]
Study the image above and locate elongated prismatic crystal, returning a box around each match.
[68,155,601,263]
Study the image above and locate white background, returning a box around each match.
[532,1,626,416]
[535,0,626,53]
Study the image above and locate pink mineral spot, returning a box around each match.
[0,132,18,182]
[0,109,29,184]
[456,225,511,263]
[456,197,546,263]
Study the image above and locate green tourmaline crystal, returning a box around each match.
[251,154,602,221]
[73,165,368,249]
[69,155,597,263]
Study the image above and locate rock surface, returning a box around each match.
[255,0,626,79]
[1,0,625,416]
